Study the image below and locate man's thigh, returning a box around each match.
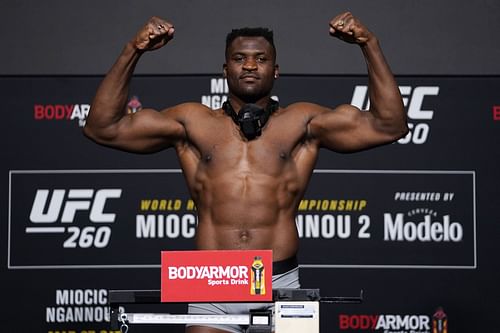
[186,325,236,333]
[186,302,271,333]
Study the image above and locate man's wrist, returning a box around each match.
[124,40,145,57]
[360,35,379,49]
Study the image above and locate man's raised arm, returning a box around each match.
[309,12,408,152]
[84,17,186,153]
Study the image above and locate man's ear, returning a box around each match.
[274,64,280,79]
[223,64,228,78]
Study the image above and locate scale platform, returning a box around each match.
[109,289,362,333]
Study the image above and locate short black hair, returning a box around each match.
[225,27,276,60]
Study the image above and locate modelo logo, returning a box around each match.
[383,213,463,242]
[28,189,122,249]
[351,85,439,145]
[30,189,122,223]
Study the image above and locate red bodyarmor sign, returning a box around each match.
[161,250,273,302]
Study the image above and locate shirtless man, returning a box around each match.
[84,12,408,333]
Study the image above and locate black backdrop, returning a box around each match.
[2,0,500,76]
[2,75,499,332]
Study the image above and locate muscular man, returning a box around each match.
[84,12,408,333]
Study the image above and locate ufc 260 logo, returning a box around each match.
[29,189,122,248]
[352,85,439,144]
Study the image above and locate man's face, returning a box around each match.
[224,36,278,103]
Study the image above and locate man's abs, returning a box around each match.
[196,208,298,261]
[175,111,319,260]
[191,171,301,261]
[194,215,299,261]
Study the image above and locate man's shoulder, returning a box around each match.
[278,102,326,117]
[172,102,212,112]
[160,102,215,118]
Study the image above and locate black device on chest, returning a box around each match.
[222,99,279,140]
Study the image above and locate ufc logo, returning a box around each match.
[351,85,439,119]
[29,189,122,223]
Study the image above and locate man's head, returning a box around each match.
[223,27,279,104]
[225,27,276,62]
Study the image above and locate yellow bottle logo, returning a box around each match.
[250,256,265,295]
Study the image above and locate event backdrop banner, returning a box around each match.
[1,75,499,333]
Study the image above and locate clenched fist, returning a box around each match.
[329,12,374,45]
[133,16,175,52]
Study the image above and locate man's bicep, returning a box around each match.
[111,106,187,152]
[133,107,185,138]
[309,104,388,152]
[308,104,359,148]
